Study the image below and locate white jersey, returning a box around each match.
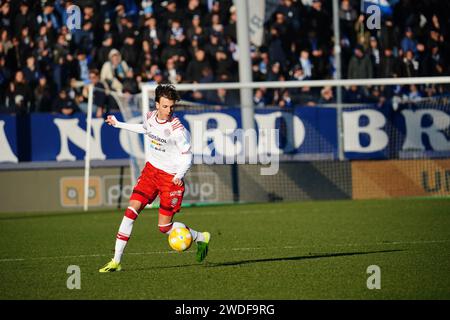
[141,111,192,177]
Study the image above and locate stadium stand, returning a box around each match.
[0,0,449,114]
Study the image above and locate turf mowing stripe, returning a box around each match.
[1,239,449,263]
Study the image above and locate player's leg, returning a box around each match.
[158,182,211,262]
[111,199,146,265]
[100,164,157,272]
[158,213,205,243]
[99,199,143,272]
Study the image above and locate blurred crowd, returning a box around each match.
[0,0,449,115]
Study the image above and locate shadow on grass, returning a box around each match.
[126,249,404,272]
[206,249,404,267]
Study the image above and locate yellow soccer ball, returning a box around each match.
[168,227,193,252]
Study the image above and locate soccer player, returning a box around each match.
[99,84,210,272]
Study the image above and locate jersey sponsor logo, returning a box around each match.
[170,197,179,207]
[148,132,167,144]
[150,144,166,152]
[151,139,162,147]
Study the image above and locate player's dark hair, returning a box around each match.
[155,84,180,103]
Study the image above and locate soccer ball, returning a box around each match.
[168,227,193,252]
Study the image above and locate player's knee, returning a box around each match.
[158,223,173,234]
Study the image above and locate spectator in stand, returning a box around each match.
[339,0,357,47]
[34,38,52,75]
[14,1,36,38]
[53,33,70,65]
[162,0,183,29]
[266,26,287,69]
[213,49,235,81]
[302,29,327,74]
[161,35,187,68]
[298,50,313,80]
[72,19,95,54]
[318,86,335,104]
[379,17,400,54]
[117,15,137,46]
[290,64,306,81]
[185,0,205,22]
[6,70,33,114]
[52,88,79,116]
[164,57,183,84]
[367,86,387,109]
[277,0,301,34]
[407,84,423,102]
[95,32,114,70]
[400,27,418,55]
[272,11,292,60]
[205,32,226,63]
[0,55,12,110]
[400,49,420,77]
[267,61,283,82]
[166,19,186,46]
[186,14,204,43]
[255,51,270,81]
[423,44,447,77]
[278,89,293,109]
[120,35,139,69]
[253,88,267,108]
[379,47,400,78]
[73,50,91,84]
[368,37,381,78]
[137,40,155,74]
[347,45,373,79]
[208,13,225,36]
[205,1,229,28]
[344,85,367,104]
[354,14,371,50]
[100,49,130,93]
[81,69,107,118]
[22,56,41,90]
[0,29,13,57]
[208,88,238,106]
[122,68,139,95]
[186,49,210,83]
[0,1,12,33]
[37,1,60,32]
[142,16,163,53]
[34,75,53,113]
[308,0,331,47]
[225,5,237,42]
[296,86,318,107]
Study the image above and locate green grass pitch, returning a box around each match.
[0,198,449,300]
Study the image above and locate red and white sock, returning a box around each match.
[113,207,139,263]
[159,221,204,242]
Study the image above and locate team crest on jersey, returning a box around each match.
[169,190,183,197]
[164,129,171,137]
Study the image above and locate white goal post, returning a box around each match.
[141,75,450,163]
[83,76,450,211]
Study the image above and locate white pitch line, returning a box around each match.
[0,239,449,263]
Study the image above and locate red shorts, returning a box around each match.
[130,162,185,216]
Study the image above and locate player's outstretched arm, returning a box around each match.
[105,115,146,134]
